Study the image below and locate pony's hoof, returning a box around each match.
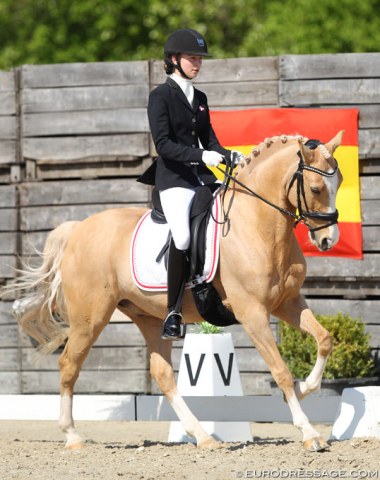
[65,441,85,450]
[303,437,329,452]
[197,437,222,450]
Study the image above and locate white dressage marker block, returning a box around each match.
[168,333,253,443]
[331,387,380,440]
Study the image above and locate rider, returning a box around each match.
[138,28,244,340]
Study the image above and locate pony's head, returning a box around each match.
[289,130,344,252]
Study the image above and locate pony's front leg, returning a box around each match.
[241,310,328,451]
[134,316,220,449]
[274,299,333,401]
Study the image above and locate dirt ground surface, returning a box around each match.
[0,421,379,480]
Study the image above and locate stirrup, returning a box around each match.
[161,311,187,340]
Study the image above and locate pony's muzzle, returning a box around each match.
[309,226,339,252]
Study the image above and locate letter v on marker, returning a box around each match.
[185,353,206,386]
[214,353,234,386]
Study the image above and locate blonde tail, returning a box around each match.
[5,221,78,355]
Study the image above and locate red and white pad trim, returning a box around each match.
[131,196,221,292]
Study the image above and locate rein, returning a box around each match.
[216,140,339,233]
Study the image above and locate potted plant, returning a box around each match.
[276,312,379,395]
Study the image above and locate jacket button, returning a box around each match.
[191,130,196,135]
[191,144,196,148]
[192,118,196,123]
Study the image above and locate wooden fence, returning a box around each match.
[0,53,379,396]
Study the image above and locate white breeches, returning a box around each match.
[159,187,198,250]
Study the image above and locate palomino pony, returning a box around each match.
[8,131,344,451]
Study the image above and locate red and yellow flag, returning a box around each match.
[210,108,362,259]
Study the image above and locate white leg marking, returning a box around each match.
[169,393,212,444]
[296,355,328,397]
[59,394,83,447]
[287,392,320,442]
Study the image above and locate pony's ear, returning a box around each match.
[325,130,345,154]
[298,138,314,164]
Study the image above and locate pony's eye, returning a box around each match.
[310,187,321,195]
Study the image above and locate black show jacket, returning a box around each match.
[137,77,231,190]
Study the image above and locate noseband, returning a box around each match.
[217,139,339,233]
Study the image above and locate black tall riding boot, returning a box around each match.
[162,241,188,340]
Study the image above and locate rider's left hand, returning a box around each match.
[231,150,245,166]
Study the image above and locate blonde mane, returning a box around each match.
[236,135,307,176]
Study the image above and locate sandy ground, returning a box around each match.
[1,421,379,480]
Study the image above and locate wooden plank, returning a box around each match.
[0,185,17,207]
[21,61,149,88]
[0,301,16,324]
[279,79,380,106]
[95,323,146,347]
[359,129,380,159]
[150,57,279,85]
[0,71,16,91]
[23,108,149,137]
[280,53,380,80]
[0,324,18,347]
[357,105,380,129]
[20,322,146,348]
[302,280,379,298]
[199,81,278,107]
[363,226,380,252]
[0,116,16,140]
[306,253,380,279]
[361,176,380,200]
[0,348,19,370]
[306,298,380,322]
[20,204,147,231]
[22,134,149,162]
[19,179,150,206]
[0,91,16,116]
[0,208,18,230]
[362,199,380,223]
[5,165,21,183]
[21,231,48,255]
[21,84,148,113]
[21,346,147,371]
[360,158,380,175]
[0,232,17,254]
[21,370,149,394]
[0,372,20,394]
[32,159,151,181]
[0,140,17,164]
[0,255,17,279]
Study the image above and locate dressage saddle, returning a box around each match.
[150,185,238,327]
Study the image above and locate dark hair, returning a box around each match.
[164,54,175,75]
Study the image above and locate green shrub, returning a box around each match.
[195,322,224,334]
[278,312,375,379]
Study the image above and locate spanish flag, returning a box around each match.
[210,108,362,259]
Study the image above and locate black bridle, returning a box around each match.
[217,140,339,233]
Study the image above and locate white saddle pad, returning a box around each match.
[131,196,221,291]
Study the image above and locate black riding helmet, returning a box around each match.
[164,29,211,78]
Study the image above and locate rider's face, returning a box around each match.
[173,53,203,79]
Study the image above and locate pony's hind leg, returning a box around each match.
[132,314,220,449]
[58,302,114,449]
